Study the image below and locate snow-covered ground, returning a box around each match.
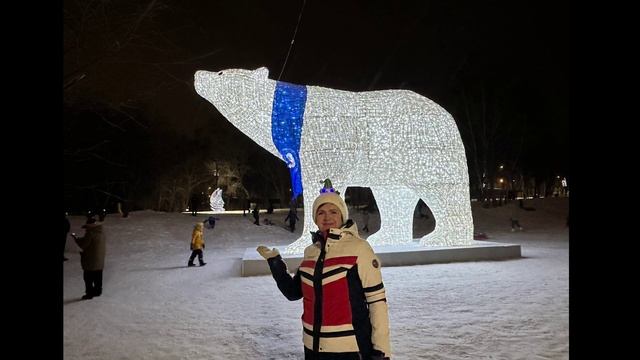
[64,198,569,359]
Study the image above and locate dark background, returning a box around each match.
[63,0,569,213]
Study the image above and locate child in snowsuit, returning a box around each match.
[187,223,207,267]
[203,216,218,229]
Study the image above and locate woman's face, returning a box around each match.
[315,203,343,232]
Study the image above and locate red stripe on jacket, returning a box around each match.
[302,282,314,324]
[322,277,353,326]
[300,260,316,268]
[324,256,357,268]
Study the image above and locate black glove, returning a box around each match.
[203,244,205,249]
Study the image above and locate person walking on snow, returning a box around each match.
[187,223,207,267]
[284,208,299,232]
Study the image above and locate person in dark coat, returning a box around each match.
[64,213,70,261]
[252,204,260,225]
[361,206,371,233]
[203,216,218,229]
[71,217,106,300]
[190,193,200,216]
[284,208,299,232]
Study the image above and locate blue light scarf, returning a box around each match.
[271,81,307,199]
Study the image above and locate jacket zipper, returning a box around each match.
[312,242,326,354]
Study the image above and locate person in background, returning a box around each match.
[187,223,207,267]
[252,204,260,225]
[71,216,106,300]
[203,216,218,230]
[361,206,370,233]
[190,193,201,216]
[510,202,524,232]
[256,179,391,359]
[284,208,299,232]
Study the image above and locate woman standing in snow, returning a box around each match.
[72,217,106,300]
[187,223,207,267]
[257,180,391,360]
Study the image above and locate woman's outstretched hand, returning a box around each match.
[256,246,280,260]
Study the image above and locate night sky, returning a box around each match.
[64,0,569,211]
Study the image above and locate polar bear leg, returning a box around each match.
[366,186,418,246]
[410,184,474,246]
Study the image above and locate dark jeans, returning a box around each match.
[188,249,204,264]
[83,270,103,296]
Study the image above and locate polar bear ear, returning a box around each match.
[253,67,270,80]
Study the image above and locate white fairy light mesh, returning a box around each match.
[194,67,474,254]
[210,188,225,212]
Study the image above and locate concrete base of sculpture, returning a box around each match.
[241,241,521,277]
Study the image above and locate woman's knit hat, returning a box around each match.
[312,179,348,223]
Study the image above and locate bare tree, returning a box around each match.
[153,157,219,212]
[209,159,251,205]
[455,82,529,204]
[457,83,498,202]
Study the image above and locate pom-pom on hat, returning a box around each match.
[312,179,349,224]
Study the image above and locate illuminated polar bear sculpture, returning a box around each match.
[194,67,473,254]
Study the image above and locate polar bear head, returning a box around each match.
[194,67,281,158]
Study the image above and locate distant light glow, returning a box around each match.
[194,67,474,254]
